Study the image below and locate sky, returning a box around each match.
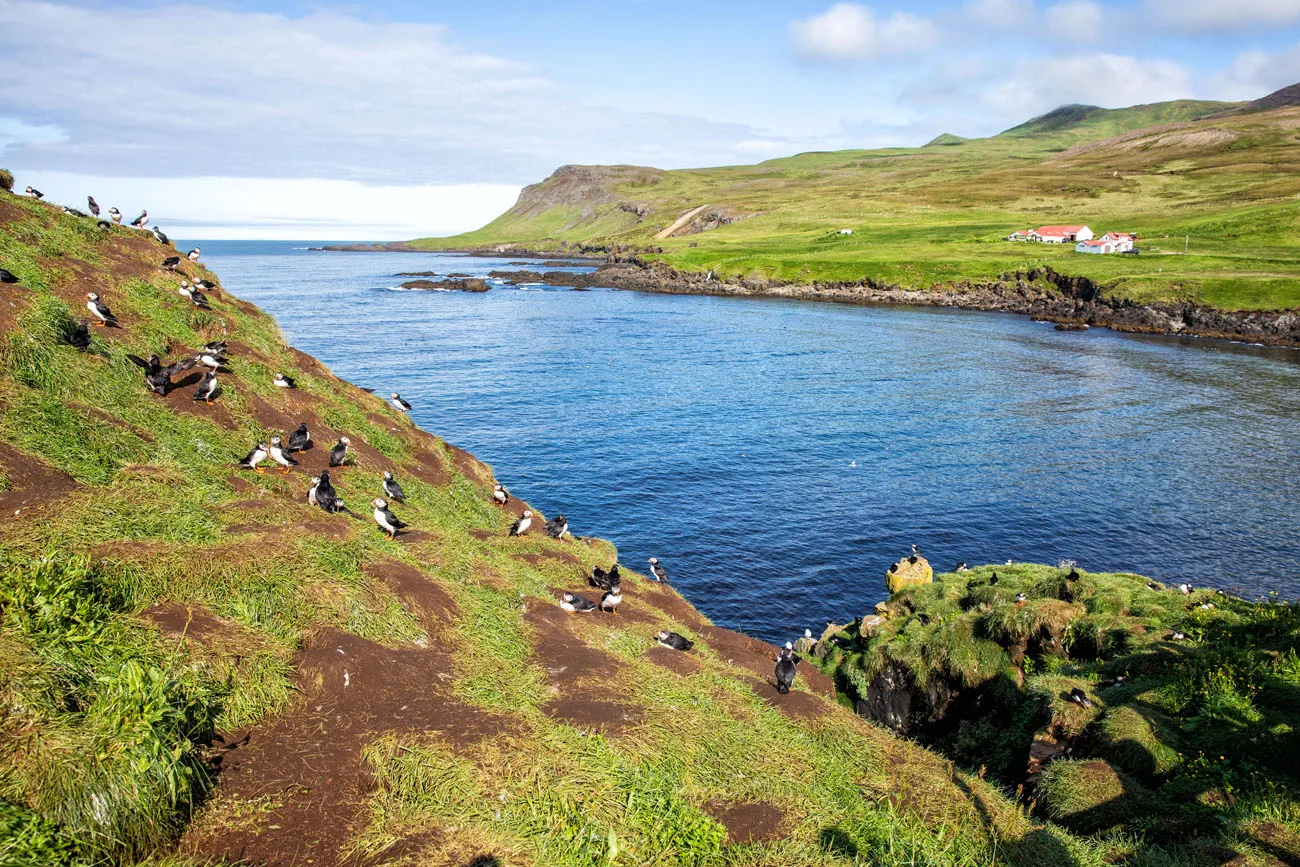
[1,0,1298,239]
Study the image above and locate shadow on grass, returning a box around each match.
[819,826,858,857]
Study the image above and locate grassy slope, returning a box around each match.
[0,192,1128,866]
[414,97,1300,312]
[816,563,1300,866]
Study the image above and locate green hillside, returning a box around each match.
[413,88,1300,312]
[0,184,1161,866]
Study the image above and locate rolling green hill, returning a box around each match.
[413,86,1300,312]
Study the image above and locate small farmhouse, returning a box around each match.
[1102,232,1136,252]
[1075,232,1137,255]
[837,228,853,235]
[1036,225,1093,243]
[1007,229,1039,241]
[1075,239,1114,254]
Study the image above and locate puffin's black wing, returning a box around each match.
[329,444,346,467]
[68,321,91,350]
[0,268,18,283]
[125,353,152,371]
[165,357,197,377]
[382,507,407,529]
[88,196,100,216]
[237,447,260,466]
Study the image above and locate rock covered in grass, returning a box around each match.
[886,555,932,594]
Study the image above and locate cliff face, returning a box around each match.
[0,186,1083,866]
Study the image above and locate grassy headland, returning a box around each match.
[413,87,1300,313]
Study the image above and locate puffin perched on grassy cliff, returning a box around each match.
[590,564,620,591]
[371,497,407,539]
[286,423,310,452]
[775,642,799,694]
[274,373,296,389]
[130,210,148,228]
[268,436,297,473]
[24,186,42,199]
[382,471,406,502]
[127,353,195,395]
[544,514,569,539]
[314,471,340,512]
[509,510,532,536]
[600,582,623,615]
[85,293,117,326]
[560,591,597,613]
[648,557,669,582]
[492,484,509,506]
[389,392,412,412]
[237,442,269,473]
[87,196,100,217]
[0,268,17,283]
[329,437,351,467]
[656,631,693,651]
[68,321,91,350]
[192,370,218,404]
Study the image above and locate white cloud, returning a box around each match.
[9,171,522,240]
[961,0,1038,29]
[0,0,783,186]
[1145,0,1300,29]
[1045,1,1104,43]
[1206,42,1300,99]
[790,3,936,62]
[982,54,1191,120]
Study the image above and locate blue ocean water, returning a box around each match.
[189,240,1300,643]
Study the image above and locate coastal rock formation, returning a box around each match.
[886,555,932,594]
[854,660,958,735]
[400,278,489,292]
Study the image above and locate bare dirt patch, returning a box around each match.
[740,675,830,721]
[635,583,709,631]
[0,441,80,514]
[363,560,458,640]
[541,697,642,735]
[702,799,785,845]
[144,602,234,644]
[524,599,624,684]
[696,626,836,699]
[446,443,491,485]
[645,644,702,676]
[183,628,514,867]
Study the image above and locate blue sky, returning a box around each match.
[1,0,1298,238]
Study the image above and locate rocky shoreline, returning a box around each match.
[487,259,1300,349]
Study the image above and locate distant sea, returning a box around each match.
[189,239,1300,643]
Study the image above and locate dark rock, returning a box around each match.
[400,278,489,293]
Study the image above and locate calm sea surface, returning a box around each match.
[190,240,1300,643]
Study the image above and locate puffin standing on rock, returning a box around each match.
[371,497,407,539]
[382,471,406,502]
[560,591,597,613]
[492,484,509,506]
[655,631,693,651]
[329,437,351,467]
[509,510,533,536]
[775,642,799,695]
[85,293,117,326]
[648,557,669,582]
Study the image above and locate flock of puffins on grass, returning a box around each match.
[1,181,811,696]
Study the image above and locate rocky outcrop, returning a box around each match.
[887,556,933,594]
[508,164,668,219]
[399,278,489,292]
[855,661,958,735]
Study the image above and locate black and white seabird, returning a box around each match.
[655,630,693,651]
[187,247,201,261]
[108,207,122,225]
[96,220,111,232]
[274,373,296,389]
[329,436,351,467]
[85,292,117,327]
[307,476,320,506]
[237,442,269,473]
[315,470,340,512]
[179,282,210,308]
[647,557,668,582]
[0,268,17,283]
[130,210,148,229]
[68,320,91,350]
[194,279,216,291]
[87,196,100,217]
[389,392,412,412]
[1067,569,1081,582]
[955,562,969,573]
[1068,687,1092,709]
[544,514,569,539]
[127,353,196,395]
[909,543,920,564]
[194,349,225,370]
[286,423,310,452]
[775,642,799,695]
[492,484,509,506]
[560,591,597,613]
[267,436,298,473]
[162,256,181,270]
[62,206,87,218]
[600,583,622,615]
[1170,630,1187,641]
[1178,583,1192,595]
[24,186,43,199]
[202,339,228,354]
[192,370,218,404]
[371,497,407,539]
[152,226,169,245]
[381,471,406,502]
[590,564,620,591]
[509,510,533,536]
[989,572,999,585]
[1015,592,1028,604]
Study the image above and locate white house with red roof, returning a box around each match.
[1036,225,1093,243]
[1075,232,1137,254]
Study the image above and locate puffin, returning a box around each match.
[509,510,533,536]
[108,207,122,224]
[162,256,181,270]
[87,196,100,217]
[1171,631,1187,641]
[804,628,813,640]
[237,442,269,473]
[187,247,201,261]
[599,583,622,615]
[268,436,297,473]
[775,642,799,694]
[989,572,999,585]
[314,471,340,512]
[194,349,226,370]
[68,320,91,350]
[389,392,412,413]
[307,476,321,506]
[1015,592,1028,604]
[96,220,112,232]
[544,514,569,539]
[194,279,217,291]
[202,339,228,355]
[192,370,218,404]
[24,186,42,199]
[909,543,921,564]
[590,564,620,591]
[85,292,117,326]
[492,484,509,506]
[126,353,196,395]
[0,268,18,283]
[130,210,148,229]
[371,497,407,539]
[647,557,668,582]
[1067,569,1081,582]
[1068,687,1092,708]
[382,471,406,502]
[286,423,310,452]
[1178,583,1192,595]
[274,373,296,389]
[655,630,693,651]
[560,591,597,613]
[152,226,169,245]
[329,436,351,467]
[179,282,210,308]
[62,206,87,218]
[955,562,969,573]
